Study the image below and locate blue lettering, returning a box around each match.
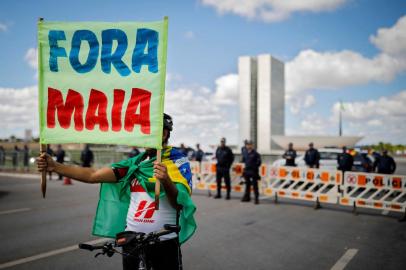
[132,28,158,73]
[69,30,99,73]
[48,30,67,72]
[101,29,131,76]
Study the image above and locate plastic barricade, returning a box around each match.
[340,172,406,212]
[262,166,341,204]
[194,161,216,191]
[192,162,247,193]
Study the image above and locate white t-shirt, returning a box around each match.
[125,177,177,240]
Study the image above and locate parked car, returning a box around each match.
[352,152,375,172]
[272,148,342,170]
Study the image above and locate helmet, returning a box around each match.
[163,113,173,131]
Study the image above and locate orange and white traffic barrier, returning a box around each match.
[340,172,406,212]
[192,162,248,193]
[194,161,216,191]
[190,161,200,175]
[262,166,341,204]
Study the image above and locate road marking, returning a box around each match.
[0,208,31,215]
[330,249,358,270]
[0,238,109,269]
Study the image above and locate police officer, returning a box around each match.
[241,139,248,162]
[215,138,234,200]
[337,146,353,173]
[81,144,94,167]
[55,144,66,180]
[359,150,373,172]
[283,143,297,167]
[304,142,320,168]
[194,144,204,163]
[241,140,261,204]
[374,150,396,174]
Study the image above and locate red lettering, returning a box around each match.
[111,89,125,132]
[47,87,84,130]
[134,201,148,218]
[85,89,109,131]
[143,202,156,219]
[125,88,151,134]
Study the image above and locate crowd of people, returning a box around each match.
[0,144,31,172]
[178,138,262,205]
[282,143,397,174]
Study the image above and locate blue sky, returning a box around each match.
[1,0,406,147]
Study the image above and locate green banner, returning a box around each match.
[38,18,168,149]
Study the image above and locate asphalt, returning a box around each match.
[0,171,405,270]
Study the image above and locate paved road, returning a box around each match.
[0,173,405,270]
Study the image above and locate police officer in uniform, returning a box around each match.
[304,142,320,168]
[337,146,353,173]
[241,140,261,204]
[374,150,396,174]
[283,143,297,167]
[215,138,234,200]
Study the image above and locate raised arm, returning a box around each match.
[37,153,117,184]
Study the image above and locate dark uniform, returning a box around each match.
[194,149,204,162]
[375,155,396,174]
[337,152,353,172]
[56,146,66,180]
[215,146,234,199]
[242,149,261,204]
[304,148,320,168]
[81,146,94,167]
[283,149,297,166]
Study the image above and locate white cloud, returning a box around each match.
[0,86,39,138]
[184,30,195,39]
[333,91,406,143]
[0,23,7,32]
[285,15,406,113]
[288,91,406,143]
[25,48,38,69]
[201,0,348,23]
[165,83,238,149]
[212,73,239,105]
[370,16,406,57]
[286,50,404,98]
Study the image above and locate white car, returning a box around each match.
[272,148,342,170]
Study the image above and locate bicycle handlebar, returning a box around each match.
[78,224,180,257]
[78,243,105,251]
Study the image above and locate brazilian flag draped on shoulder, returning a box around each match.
[92,146,196,244]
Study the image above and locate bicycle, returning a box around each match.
[79,224,180,270]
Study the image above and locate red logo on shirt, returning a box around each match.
[134,200,156,223]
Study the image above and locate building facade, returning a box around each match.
[239,54,285,153]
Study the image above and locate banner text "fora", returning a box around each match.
[48,28,158,76]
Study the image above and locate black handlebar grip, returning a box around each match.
[78,243,94,251]
[163,224,180,233]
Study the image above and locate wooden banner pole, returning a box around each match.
[154,149,161,210]
[38,17,46,198]
[40,144,47,198]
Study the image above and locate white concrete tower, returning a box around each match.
[256,54,285,153]
[238,56,257,145]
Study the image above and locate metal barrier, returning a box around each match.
[263,166,341,204]
[340,172,406,213]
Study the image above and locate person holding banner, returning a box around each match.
[37,114,196,270]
